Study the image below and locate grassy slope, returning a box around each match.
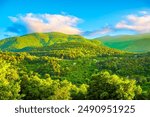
[95,33,150,52]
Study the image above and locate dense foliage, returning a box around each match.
[88,71,142,100]
[29,42,124,59]
[0,33,149,100]
[0,51,149,100]
[0,59,22,99]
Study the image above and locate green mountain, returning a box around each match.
[95,33,150,52]
[0,32,124,58]
[29,41,124,59]
[0,32,95,51]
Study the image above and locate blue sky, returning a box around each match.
[0,0,150,39]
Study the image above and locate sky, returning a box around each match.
[0,0,150,39]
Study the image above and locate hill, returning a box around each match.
[95,33,150,52]
[29,42,124,59]
[0,32,124,58]
[0,32,95,51]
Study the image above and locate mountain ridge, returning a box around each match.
[0,32,149,53]
[0,32,98,51]
[95,33,150,52]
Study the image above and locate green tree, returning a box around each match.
[88,71,142,100]
[71,84,88,100]
[0,59,21,100]
[21,73,88,100]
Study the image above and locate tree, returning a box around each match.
[88,71,142,100]
[21,73,88,100]
[0,59,21,100]
[49,80,72,100]
[71,84,88,100]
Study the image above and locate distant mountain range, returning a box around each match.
[95,33,150,52]
[0,32,149,53]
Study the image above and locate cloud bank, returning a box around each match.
[3,10,150,39]
[7,13,81,35]
[116,12,150,33]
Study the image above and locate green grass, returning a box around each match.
[95,33,150,52]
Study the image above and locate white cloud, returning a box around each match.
[83,26,112,37]
[98,27,112,34]
[91,27,112,36]
[8,13,81,34]
[115,13,150,33]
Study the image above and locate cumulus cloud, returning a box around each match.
[83,26,112,36]
[7,13,81,35]
[115,12,150,33]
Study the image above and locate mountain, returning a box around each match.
[0,32,97,51]
[95,33,150,52]
[29,41,124,58]
[0,32,124,58]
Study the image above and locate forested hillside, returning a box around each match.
[0,32,150,100]
[0,32,93,51]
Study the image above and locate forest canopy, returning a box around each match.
[0,32,150,100]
